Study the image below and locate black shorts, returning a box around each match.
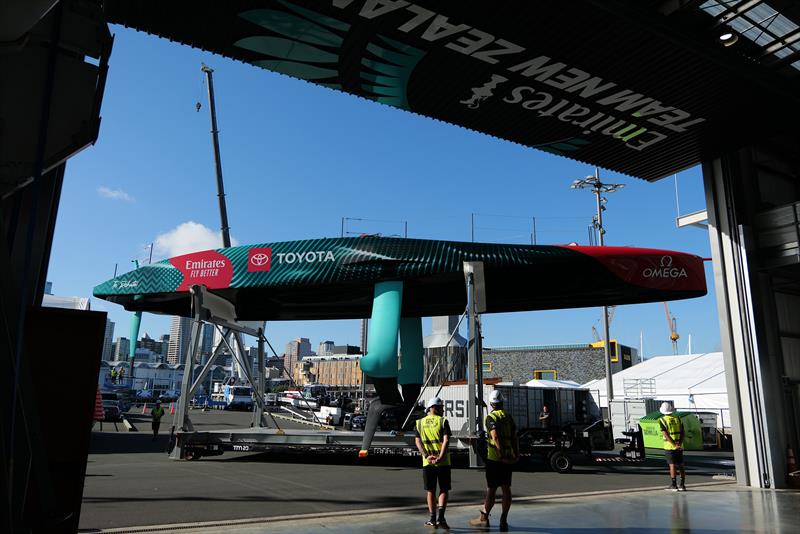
[665,450,684,465]
[422,465,452,492]
[485,459,513,489]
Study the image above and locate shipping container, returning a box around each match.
[421,383,600,437]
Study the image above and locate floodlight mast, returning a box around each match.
[571,168,624,404]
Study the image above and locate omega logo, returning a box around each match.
[643,256,687,279]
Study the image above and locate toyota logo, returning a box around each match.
[660,255,673,268]
[250,253,270,266]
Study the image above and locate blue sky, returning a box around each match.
[48,25,719,357]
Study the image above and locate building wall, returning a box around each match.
[482,345,630,385]
[313,357,362,387]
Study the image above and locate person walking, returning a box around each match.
[659,402,686,491]
[415,396,452,529]
[471,390,518,531]
[151,400,166,441]
[110,368,117,384]
[118,367,125,384]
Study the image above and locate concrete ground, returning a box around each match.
[79,409,739,532]
[129,484,797,534]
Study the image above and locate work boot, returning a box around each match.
[424,520,436,528]
[437,519,450,530]
[499,519,509,532]
[678,481,687,492]
[667,480,678,492]
[469,511,490,528]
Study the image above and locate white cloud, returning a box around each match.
[153,221,239,259]
[98,186,135,202]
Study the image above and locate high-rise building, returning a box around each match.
[284,337,313,377]
[160,334,170,360]
[167,316,193,364]
[200,323,215,360]
[113,336,130,362]
[137,333,164,354]
[101,319,115,361]
[44,281,53,295]
[318,340,335,356]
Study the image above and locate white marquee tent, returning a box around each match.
[583,352,729,427]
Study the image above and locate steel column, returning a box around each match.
[466,271,478,468]
[703,155,776,487]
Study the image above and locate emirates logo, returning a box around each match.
[250,253,270,266]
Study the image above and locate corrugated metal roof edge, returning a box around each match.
[105,22,678,182]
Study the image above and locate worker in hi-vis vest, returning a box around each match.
[471,390,518,532]
[151,400,166,441]
[659,402,687,491]
[414,396,452,529]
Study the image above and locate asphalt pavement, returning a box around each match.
[80,409,734,532]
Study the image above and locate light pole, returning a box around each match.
[571,168,624,405]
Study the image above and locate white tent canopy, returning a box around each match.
[522,379,582,389]
[583,352,729,426]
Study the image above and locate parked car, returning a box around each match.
[350,414,367,431]
[101,391,131,413]
[102,400,123,422]
[349,406,423,432]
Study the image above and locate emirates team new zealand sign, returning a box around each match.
[104,0,794,181]
[94,237,706,320]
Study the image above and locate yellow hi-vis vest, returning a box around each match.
[485,409,515,462]
[416,414,450,467]
[660,414,683,450]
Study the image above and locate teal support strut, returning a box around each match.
[359,281,403,378]
[398,317,424,386]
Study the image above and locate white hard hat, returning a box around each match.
[659,402,674,415]
[426,396,444,409]
[489,390,504,405]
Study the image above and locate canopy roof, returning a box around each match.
[94,237,706,320]
[104,0,800,181]
[584,352,727,411]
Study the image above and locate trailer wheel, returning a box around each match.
[549,451,573,473]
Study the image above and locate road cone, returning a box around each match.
[170,403,175,415]
[142,403,148,415]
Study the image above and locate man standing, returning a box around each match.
[151,400,166,441]
[415,396,452,529]
[471,390,518,531]
[538,404,551,428]
[659,402,686,492]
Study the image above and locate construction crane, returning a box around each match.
[591,306,616,341]
[663,302,680,355]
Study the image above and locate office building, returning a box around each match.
[318,340,335,356]
[166,316,193,364]
[113,336,130,362]
[101,319,115,361]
